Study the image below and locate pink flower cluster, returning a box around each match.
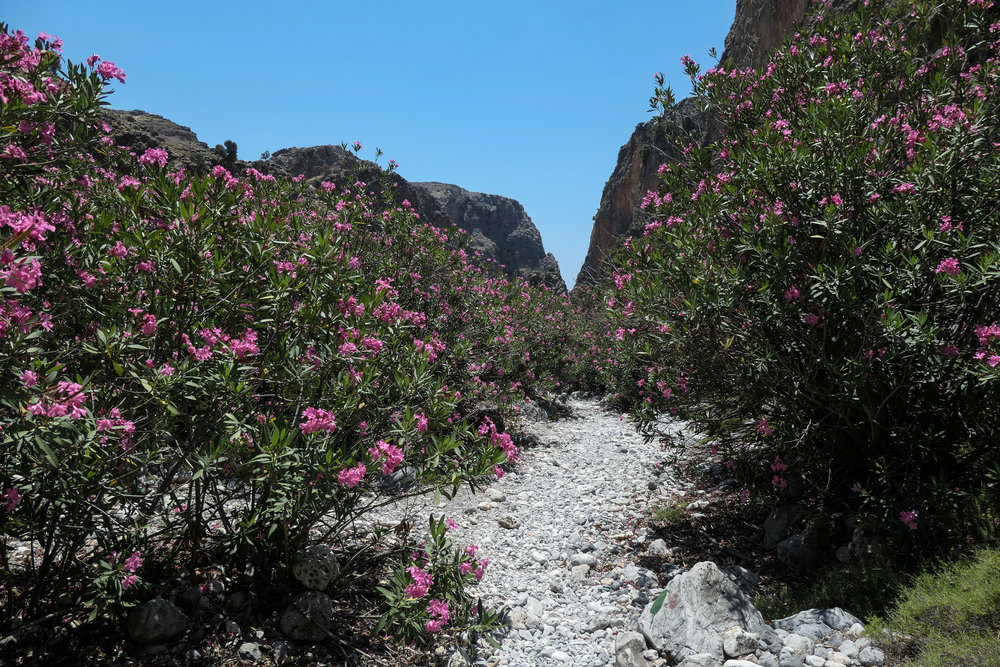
[299,407,337,434]
[425,599,450,633]
[121,550,142,588]
[26,380,89,419]
[478,416,518,465]
[337,463,366,488]
[368,440,404,475]
[935,257,961,276]
[404,565,433,599]
[1,252,42,293]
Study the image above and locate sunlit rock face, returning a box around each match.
[575,0,858,287]
[414,181,565,292]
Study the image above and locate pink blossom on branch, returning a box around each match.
[935,257,961,276]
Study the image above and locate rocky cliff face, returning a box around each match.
[576,99,711,286]
[101,109,219,169]
[102,112,564,290]
[267,146,565,290]
[575,0,858,286]
[414,182,564,290]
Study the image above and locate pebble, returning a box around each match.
[364,398,889,667]
[366,398,684,666]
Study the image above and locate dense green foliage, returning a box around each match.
[0,25,585,636]
[608,0,1000,545]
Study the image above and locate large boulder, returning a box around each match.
[127,597,187,643]
[638,561,769,663]
[280,590,334,641]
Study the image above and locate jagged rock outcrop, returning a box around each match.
[100,109,219,169]
[575,0,858,286]
[101,113,564,289]
[575,99,711,286]
[414,182,564,290]
[268,146,565,290]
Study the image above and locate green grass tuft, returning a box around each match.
[874,548,1000,666]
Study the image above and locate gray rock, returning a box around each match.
[272,640,293,665]
[723,627,759,657]
[724,661,760,667]
[520,400,548,422]
[615,631,650,667]
[676,654,716,667]
[486,487,506,502]
[638,561,768,662]
[237,642,262,661]
[571,552,597,567]
[805,656,826,667]
[570,564,591,579]
[838,639,858,658]
[836,545,853,564]
[776,532,823,570]
[763,504,808,549]
[127,598,187,643]
[647,538,670,556]
[280,591,333,641]
[227,590,249,612]
[291,544,340,592]
[442,647,472,666]
[177,586,202,608]
[828,651,852,665]
[781,633,815,656]
[857,646,885,666]
[780,657,805,667]
[758,653,780,667]
[774,608,863,634]
[793,623,835,640]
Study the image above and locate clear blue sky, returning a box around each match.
[7,1,736,287]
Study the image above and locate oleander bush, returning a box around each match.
[608,0,1000,546]
[0,24,582,637]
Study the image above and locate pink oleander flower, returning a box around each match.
[757,418,773,436]
[900,509,918,530]
[404,566,433,599]
[6,487,21,512]
[19,370,38,388]
[368,440,404,476]
[935,257,961,276]
[784,286,800,301]
[415,413,428,432]
[121,574,137,589]
[138,147,168,167]
[803,312,820,326]
[425,599,450,633]
[2,257,42,293]
[123,550,143,572]
[140,313,157,336]
[337,463,366,488]
[299,407,336,434]
[96,60,126,83]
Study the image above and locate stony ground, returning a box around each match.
[365,396,697,666]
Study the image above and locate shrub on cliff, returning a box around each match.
[610,0,1000,547]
